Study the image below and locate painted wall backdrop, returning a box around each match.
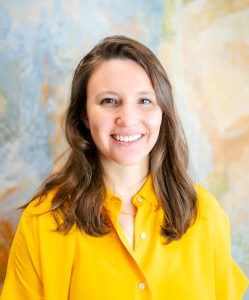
[0,0,248,296]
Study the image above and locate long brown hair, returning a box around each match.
[24,35,197,243]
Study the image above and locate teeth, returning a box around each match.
[113,134,142,142]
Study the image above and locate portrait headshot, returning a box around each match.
[0,1,248,299]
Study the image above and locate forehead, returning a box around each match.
[86,59,154,96]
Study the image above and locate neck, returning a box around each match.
[101,158,149,203]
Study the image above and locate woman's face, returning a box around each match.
[86,59,162,166]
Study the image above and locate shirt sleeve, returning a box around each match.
[212,202,248,299]
[0,208,43,300]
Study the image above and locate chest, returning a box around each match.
[67,217,214,300]
[118,214,135,248]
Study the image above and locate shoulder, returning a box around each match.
[193,185,249,297]
[193,183,229,226]
[15,189,76,252]
[24,189,56,214]
[19,189,58,233]
[192,184,231,256]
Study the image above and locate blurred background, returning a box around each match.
[0,0,248,296]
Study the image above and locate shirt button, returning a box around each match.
[137,196,143,203]
[140,232,147,240]
[138,282,145,290]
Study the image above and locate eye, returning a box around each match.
[139,98,152,105]
[100,98,117,105]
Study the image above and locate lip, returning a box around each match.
[111,134,144,145]
[111,132,145,136]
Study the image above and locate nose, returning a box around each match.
[115,102,137,127]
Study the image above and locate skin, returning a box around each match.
[86,58,162,248]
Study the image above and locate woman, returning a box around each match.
[1,36,248,300]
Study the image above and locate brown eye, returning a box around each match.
[139,98,152,105]
[100,98,117,105]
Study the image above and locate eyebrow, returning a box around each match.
[136,91,156,96]
[96,91,119,98]
[96,90,156,98]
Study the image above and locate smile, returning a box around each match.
[111,134,142,142]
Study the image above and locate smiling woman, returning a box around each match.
[1,36,248,300]
[86,59,162,167]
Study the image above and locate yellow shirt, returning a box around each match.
[1,176,248,300]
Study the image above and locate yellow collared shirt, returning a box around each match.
[1,177,248,299]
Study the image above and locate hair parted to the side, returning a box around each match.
[24,35,197,243]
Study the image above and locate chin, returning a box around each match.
[112,156,148,166]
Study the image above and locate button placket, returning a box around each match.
[138,282,146,290]
[133,195,145,208]
[140,232,147,240]
[137,196,143,204]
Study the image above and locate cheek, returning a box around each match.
[87,114,110,144]
[147,112,162,131]
[87,111,102,132]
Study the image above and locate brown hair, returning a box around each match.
[25,35,197,243]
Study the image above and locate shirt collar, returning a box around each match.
[136,174,158,207]
[104,174,159,211]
